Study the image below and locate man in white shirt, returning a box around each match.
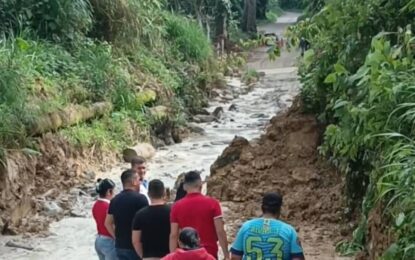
[131,157,150,203]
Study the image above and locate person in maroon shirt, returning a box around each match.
[92,178,117,260]
[163,227,215,260]
[169,171,229,259]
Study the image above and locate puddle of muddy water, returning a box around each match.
[0,69,299,260]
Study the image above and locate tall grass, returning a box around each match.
[165,13,213,63]
[0,0,227,153]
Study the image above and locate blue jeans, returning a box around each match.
[95,235,117,260]
[116,248,140,260]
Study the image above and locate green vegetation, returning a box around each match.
[279,0,305,10]
[287,0,415,258]
[0,0,244,153]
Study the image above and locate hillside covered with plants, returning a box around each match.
[288,0,415,258]
[0,0,287,156]
[0,0,246,155]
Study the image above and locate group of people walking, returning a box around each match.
[92,157,305,260]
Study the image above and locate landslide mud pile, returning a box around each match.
[207,100,347,239]
[0,134,116,235]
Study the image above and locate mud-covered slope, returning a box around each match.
[207,99,350,259]
[0,134,117,235]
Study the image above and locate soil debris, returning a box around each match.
[207,99,351,259]
[0,134,117,235]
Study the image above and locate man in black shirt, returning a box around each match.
[105,169,149,260]
[132,179,170,259]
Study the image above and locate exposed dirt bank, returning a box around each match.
[0,134,118,235]
[207,99,353,259]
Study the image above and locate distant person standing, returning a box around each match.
[105,169,149,260]
[230,193,305,260]
[132,179,171,259]
[174,181,186,202]
[169,171,230,259]
[131,157,150,203]
[162,227,215,260]
[92,178,117,260]
[299,37,310,57]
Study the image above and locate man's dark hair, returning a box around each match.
[179,227,200,250]
[148,179,165,199]
[121,169,137,186]
[131,156,146,167]
[261,192,283,215]
[184,171,202,185]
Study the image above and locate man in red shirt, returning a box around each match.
[169,171,229,259]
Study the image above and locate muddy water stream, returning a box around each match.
[0,12,304,260]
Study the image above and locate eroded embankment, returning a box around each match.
[0,134,117,235]
[207,99,353,259]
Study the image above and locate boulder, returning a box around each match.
[172,127,190,143]
[212,107,224,119]
[123,143,156,162]
[193,114,216,123]
[42,201,63,217]
[187,123,206,135]
[229,104,238,111]
[210,136,249,175]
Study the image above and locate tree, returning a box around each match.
[241,0,256,34]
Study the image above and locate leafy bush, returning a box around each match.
[165,13,213,63]
[0,0,232,157]
[0,0,92,41]
[289,0,415,257]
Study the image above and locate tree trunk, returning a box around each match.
[241,0,257,35]
[29,102,113,135]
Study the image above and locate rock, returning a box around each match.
[222,94,234,101]
[193,114,216,123]
[229,104,238,111]
[193,108,210,115]
[210,136,250,174]
[258,71,266,77]
[210,89,221,98]
[212,107,224,119]
[250,113,268,119]
[172,127,190,144]
[42,201,63,217]
[151,137,166,148]
[70,210,87,218]
[6,240,34,251]
[84,171,95,181]
[69,188,87,197]
[122,143,156,162]
[187,123,205,135]
[163,132,175,146]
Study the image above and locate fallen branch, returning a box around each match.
[29,102,113,135]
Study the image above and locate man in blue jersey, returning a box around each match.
[230,193,305,260]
